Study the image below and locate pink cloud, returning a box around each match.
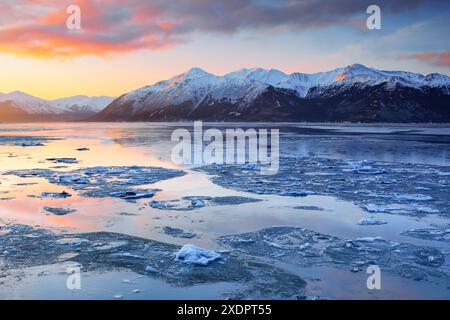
[398,51,450,67]
[0,0,445,58]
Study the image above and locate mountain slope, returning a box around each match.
[93,64,450,123]
[0,92,114,121]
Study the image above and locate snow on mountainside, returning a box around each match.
[118,64,450,109]
[0,91,57,114]
[94,64,450,122]
[0,91,115,121]
[52,95,115,113]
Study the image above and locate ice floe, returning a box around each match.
[41,191,72,199]
[357,217,388,226]
[0,224,307,299]
[175,244,221,266]
[219,226,450,286]
[5,166,185,200]
[43,207,76,216]
[163,226,196,239]
[150,196,261,211]
[402,227,450,243]
[0,135,58,147]
[195,157,449,218]
[46,158,79,164]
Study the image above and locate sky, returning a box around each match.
[0,0,449,99]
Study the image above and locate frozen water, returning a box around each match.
[6,166,185,200]
[1,123,449,299]
[0,136,51,147]
[0,224,307,299]
[196,157,450,218]
[175,244,221,266]
[163,227,196,239]
[46,158,79,164]
[149,196,261,211]
[43,207,76,216]
[357,217,387,226]
[219,227,450,286]
[41,191,72,199]
[402,227,450,243]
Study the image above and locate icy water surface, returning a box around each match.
[0,123,449,300]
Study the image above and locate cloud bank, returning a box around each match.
[0,0,444,58]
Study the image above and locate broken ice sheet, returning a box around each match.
[162,226,196,239]
[150,196,261,211]
[175,244,221,266]
[46,158,79,164]
[43,207,76,216]
[41,191,72,199]
[0,224,307,299]
[402,227,450,243]
[0,135,59,147]
[357,217,388,226]
[195,157,450,218]
[5,166,186,200]
[218,227,450,286]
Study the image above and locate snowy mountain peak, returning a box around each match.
[335,64,381,81]
[52,95,115,112]
[183,67,212,78]
[225,68,287,86]
[0,91,115,117]
[0,91,56,114]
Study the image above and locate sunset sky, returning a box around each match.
[0,0,449,99]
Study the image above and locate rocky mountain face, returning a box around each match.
[93,64,450,123]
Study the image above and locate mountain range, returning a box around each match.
[0,92,114,121]
[93,64,450,123]
[2,64,450,122]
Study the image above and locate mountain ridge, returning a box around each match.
[0,92,115,121]
[93,64,450,123]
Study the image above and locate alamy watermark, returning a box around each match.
[171,121,279,175]
[66,5,81,30]
[367,5,381,30]
[66,265,82,290]
[366,265,381,290]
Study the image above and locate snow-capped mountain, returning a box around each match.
[52,95,114,113]
[94,64,450,122]
[0,92,115,121]
[0,91,57,114]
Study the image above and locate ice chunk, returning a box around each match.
[355,236,383,242]
[402,228,450,242]
[357,218,387,226]
[362,204,438,216]
[43,207,76,216]
[55,237,89,246]
[191,198,205,208]
[175,244,221,266]
[46,158,79,164]
[145,265,159,273]
[58,175,88,184]
[293,206,324,211]
[41,191,71,199]
[15,141,44,147]
[110,252,145,259]
[163,226,196,239]
[394,194,433,201]
[278,190,310,197]
[110,191,154,200]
